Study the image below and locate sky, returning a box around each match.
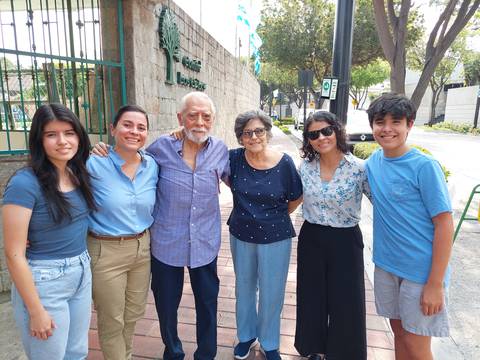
[174,0,262,57]
[174,0,479,56]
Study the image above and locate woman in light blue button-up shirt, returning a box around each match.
[87,105,158,360]
[294,111,370,360]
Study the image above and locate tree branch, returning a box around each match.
[373,0,396,62]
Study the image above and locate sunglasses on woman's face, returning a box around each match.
[306,125,334,140]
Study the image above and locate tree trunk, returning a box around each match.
[429,87,436,125]
[389,57,406,94]
[410,54,444,109]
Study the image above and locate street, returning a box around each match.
[290,125,480,359]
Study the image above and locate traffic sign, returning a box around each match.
[321,78,332,98]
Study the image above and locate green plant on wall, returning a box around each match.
[159,6,180,84]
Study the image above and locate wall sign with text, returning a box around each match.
[158,6,206,90]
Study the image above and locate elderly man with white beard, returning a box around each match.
[147,92,229,360]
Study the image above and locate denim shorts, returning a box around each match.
[12,250,92,360]
[374,266,450,337]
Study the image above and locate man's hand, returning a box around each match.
[170,127,185,140]
[29,307,56,340]
[91,142,109,157]
[420,282,444,316]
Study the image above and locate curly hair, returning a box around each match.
[300,110,348,162]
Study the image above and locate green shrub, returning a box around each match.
[430,122,475,134]
[279,125,291,134]
[353,142,451,181]
[353,142,380,159]
[279,117,294,125]
[273,120,281,127]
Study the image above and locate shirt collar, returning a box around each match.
[343,152,356,164]
[109,147,147,167]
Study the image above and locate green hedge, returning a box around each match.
[428,122,479,135]
[279,117,294,125]
[353,142,451,181]
[279,125,291,134]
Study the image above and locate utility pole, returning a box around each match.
[329,0,355,124]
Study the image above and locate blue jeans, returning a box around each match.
[230,235,291,351]
[12,250,92,360]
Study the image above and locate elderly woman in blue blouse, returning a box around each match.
[294,111,370,360]
[87,105,158,360]
[228,110,303,360]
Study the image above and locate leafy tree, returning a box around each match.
[258,0,387,105]
[350,59,390,109]
[258,0,334,105]
[463,53,480,85]
[372,0,480,109]
[259,62,304,108]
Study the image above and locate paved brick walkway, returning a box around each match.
[87,128,395,359]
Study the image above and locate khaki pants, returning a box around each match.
[88,231,151,360]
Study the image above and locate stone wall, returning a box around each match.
[0,156,28,292]
[122,0,260,147]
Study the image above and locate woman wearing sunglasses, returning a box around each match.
[228,110,303,360]
[294,111,370,360]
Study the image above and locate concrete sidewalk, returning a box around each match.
[0,127,395,359]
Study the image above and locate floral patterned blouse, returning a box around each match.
[299,153,370,227]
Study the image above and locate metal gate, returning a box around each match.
[0,0,127,154]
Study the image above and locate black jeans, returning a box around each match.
[294,221,367,360]
[151,256,219,360]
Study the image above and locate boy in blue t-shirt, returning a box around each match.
[365,93,453,360]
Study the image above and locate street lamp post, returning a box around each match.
[329,0,355,125]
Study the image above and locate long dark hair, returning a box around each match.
[28,103,96,222]
[300,110,348,162]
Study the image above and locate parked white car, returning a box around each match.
[345,110,374,148]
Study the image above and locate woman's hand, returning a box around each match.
[91,142,109,157]
[29,307,56,340]
[170,127,185,140]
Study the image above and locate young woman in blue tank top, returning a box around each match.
[2,104,96,359]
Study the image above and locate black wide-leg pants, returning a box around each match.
[294,221,367,360]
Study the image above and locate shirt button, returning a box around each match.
[193,207,196,210]
[191,223,195,226]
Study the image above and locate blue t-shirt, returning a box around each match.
[87,149,159,236]
[227,148,303,244]
[366,148,452,285]
[3,168,89,260]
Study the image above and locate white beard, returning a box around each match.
[184,127,209,144]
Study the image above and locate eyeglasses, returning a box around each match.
[306,126,335,140]
[242,127,266,138]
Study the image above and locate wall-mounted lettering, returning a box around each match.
[158,6,206,90]
[177,72,206,91]
[182,56,201,72]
